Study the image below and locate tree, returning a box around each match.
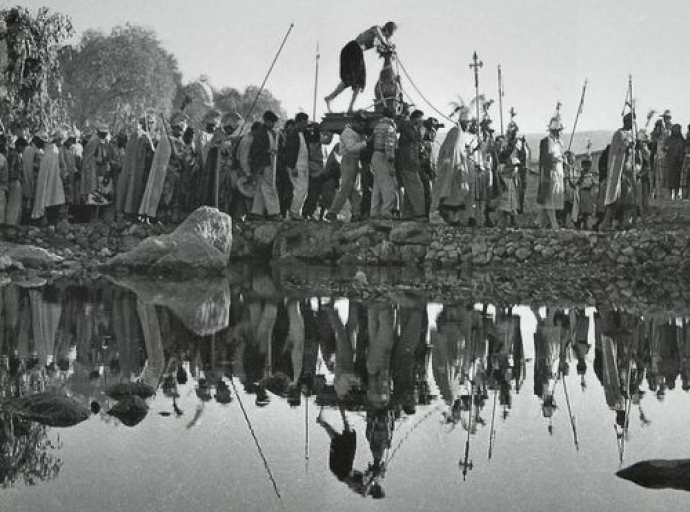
[213,85,287,124]
[0,6,74,131]
[60,24,182,127]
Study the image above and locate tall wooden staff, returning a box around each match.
[629,75,638,174]
[497,65,505,136]
[312,41,320,121]
[469,52,484,124]
[567,79,588,153]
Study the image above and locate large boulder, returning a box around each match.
[0,242,63,269]
[108,276,231,336]
[389,222,432,245]
[103,207,232,275]
[106,382,156,400]
[107,395,149,427]
[617,459,690,491]
[2,392,90,427]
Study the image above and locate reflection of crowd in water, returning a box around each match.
[2,281,690,494]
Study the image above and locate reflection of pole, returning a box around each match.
[229,376,282,500]
[305,392,309,473]
[488,386,498,460]
[562,372,579,451]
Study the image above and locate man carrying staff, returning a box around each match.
[324,22,398,114]
[535,111,567,229]
[600,113,638,231]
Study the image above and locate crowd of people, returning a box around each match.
[2,278,690,494]
[2,103,688,233]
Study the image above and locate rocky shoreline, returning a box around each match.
[1,203,689,289]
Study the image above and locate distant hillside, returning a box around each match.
[434,129,613,164]
[523,130,612,162]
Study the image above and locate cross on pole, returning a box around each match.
[469,51,483,123]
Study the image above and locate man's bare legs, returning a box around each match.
[347,88,361,113]
[325,82,348,113]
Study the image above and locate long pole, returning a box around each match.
[562,371,579,451]
[241,22,295,132]
[229,376,282,500]
[312,41,320,121]
[488,386,498,460]
[498,65,505,136]
[470,51,483,124]
[629,75,638,176]
[567,79,588,153]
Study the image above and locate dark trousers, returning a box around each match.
[518,166,527,213]
[276,166,293,217]
[302,176,322,218]
[360,165,374,220]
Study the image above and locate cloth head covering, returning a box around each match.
[170,112,189,128]
[548,112,563,131]
[202,109,222,125]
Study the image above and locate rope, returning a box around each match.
[229,377,282,500]
[385,404,443,467]
[396,56,455,124]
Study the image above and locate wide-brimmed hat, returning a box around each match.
[423,117,445,130]
[662,109,672,118]
[35,130,50,143]
[50,128,65,141]
[95,121,109,133]
[237,175,256,198]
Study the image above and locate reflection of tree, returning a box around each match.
[0,414,63,488]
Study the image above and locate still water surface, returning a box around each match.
[1,272,689,512]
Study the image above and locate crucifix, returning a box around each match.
[469,51,483,124]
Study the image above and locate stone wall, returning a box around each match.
[233,220,690,270]
[3,218,690,282]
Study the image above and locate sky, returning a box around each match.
[16,0,690,133]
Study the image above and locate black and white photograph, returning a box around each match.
[1,1,690,511]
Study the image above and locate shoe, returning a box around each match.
[267,214,282,222]
[255,386,270,407]
[324,212,338,222]
[246,213,263,222]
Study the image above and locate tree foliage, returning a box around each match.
[213,85,287,124]
[60,24,181,127]
[0,6,74,131]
